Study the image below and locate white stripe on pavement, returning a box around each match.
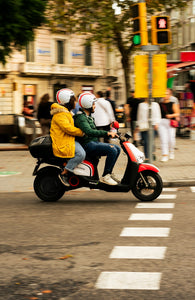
[163,188,178,192]
[157,194,177,199]
[95,272,162,290]
[190,186,195,192]
[135,203,175,209]
[129,213,173,221]
[120,227,170,237]
[109,246,167,259]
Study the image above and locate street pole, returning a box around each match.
[142,45,160,163]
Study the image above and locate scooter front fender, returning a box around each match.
[138,163,160,173]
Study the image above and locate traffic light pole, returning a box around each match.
[142,45,160,163]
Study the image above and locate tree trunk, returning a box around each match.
[121,52,131,101]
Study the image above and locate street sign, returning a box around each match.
[134,54,167,98]
[152,54,167,97]
[134,55,149,98]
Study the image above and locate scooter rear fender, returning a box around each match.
[138,163,160,173]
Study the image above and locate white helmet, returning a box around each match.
[78,92,96,109]
[56,88,75,105]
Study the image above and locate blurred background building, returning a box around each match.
[0,0,195,142]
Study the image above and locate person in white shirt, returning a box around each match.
[92,91,115,142]
[136,99,161,161]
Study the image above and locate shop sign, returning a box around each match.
[181,51,195,62]
[23,85,36,95]
[72,52,83,57]
[82,86,94,93]
[37,48,51,55]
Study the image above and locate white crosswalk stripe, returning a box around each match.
[95,272,162,290]
[120,227,170,237]
[129,213,173,221]
[96,191,177,291]
[157,194,177,199]
[109,246,167,259]
[136,203,175,208]
[163,188,178,192]
[190,186,195,192]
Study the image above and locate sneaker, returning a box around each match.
[160,156,168,162]
[111,173,121,183]
[58,174,70,186]
[100,174,118,185]
[169,152,175,160]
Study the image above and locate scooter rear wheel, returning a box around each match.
[34,166,66,202]
[132,170,163,201]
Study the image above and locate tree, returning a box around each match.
[49,0,188,99]
[0,0,48,64]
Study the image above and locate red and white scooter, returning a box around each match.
[29,122,163,202]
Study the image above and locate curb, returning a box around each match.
[0,145,28,151]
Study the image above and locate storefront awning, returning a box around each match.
[167,61,195,72]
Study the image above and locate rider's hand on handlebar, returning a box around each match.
[107,131,119,138]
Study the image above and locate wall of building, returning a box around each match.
[0,27,125,117]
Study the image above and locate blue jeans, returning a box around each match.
[141,130,155,159]
[84,141,121,176]
[65,141,86,172]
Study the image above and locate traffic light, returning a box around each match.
[151,16,171,45]
[132,2,148,46]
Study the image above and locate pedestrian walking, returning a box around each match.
[158,88,180,162]
[37,93,54,135]
[136,99,161,161]
[124,90,144,146]
[105,89,116,117]
[92,91,115,143]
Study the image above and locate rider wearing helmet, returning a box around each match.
[74,92,121,185]
[50,88,86,186]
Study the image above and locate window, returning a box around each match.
[193,0,195,15]
[85,44,92,66]
[57,40,65,64]
[26,42,34,62]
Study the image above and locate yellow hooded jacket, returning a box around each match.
[50,103,83,158]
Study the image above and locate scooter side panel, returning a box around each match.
[138,163,160,173]
[121,160,139,187]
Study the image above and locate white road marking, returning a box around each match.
[129,213,173,221]
[109,246,167,259]
[95,272,162,290]
[190,186,195,192]
[157,194,177,199]
[163,188,178,192]
[135,203,175,209]
[120,227,170,237]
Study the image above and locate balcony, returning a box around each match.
[19,62,104,78]
[0,63,12,74]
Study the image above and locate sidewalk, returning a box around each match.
[0,136,195,193]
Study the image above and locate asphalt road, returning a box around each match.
[0,187,194,300]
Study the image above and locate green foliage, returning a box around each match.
[50,0,189,97]
[49,0,188,50]
[0,0,48,64]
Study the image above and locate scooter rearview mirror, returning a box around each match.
[113,121,119,129]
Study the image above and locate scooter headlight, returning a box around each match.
[127,143,145,163]
[136,153,145,163]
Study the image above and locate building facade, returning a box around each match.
[0,27,125,116]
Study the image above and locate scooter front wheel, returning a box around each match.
[34,166,66,202]
[132,170,163,201]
